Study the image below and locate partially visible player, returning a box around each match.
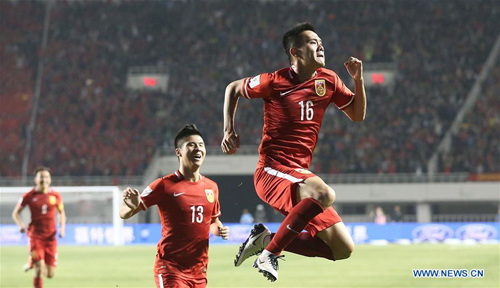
[222,22,366,281]
[12,166,66,288]
[120,124,230,288]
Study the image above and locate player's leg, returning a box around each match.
[43,239,58,278]
[297,176,354,260]
[316,221,354,260]
[30,238,45,288]
[263,176,333,256]
[253,169,327,281]
[24,255,33,272]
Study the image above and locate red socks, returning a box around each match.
[34,277,43,288]
[284,232,335,260]
[266,198,324,255]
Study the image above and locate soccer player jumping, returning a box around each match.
[12,167,66,288]
[120,124,230,288]
[221,22,366,282]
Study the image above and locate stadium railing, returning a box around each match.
[0,173,471,187]
[0,176,144,187]
[432,214,499,222]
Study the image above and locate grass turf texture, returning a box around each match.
[1,244,498,288]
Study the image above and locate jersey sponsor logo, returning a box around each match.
[141,186,153,197]
[49,195,57,205]
[294,168,312,174]
[173,192,185,197]
[205,189,214,203]
[32,198,38,202]
[249,75,261,89]
[315,79,326,96]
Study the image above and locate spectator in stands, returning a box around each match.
[390,205,404,222]
[370,206,387,225]
[254,204,268,223]
[1,0,498,177]
[239,208,254,224]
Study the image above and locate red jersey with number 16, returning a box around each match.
[19,188,62,240]
[242,67,354,169]
[140,170,221,281]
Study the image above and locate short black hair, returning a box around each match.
[174,124,203,148]
[282,22,316,63]
[34,166,51,176]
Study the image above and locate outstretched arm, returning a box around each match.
[12,204,27,233]
[342,57,366,122]
[210,217,230,240]
[119,187,143,219]
[221,79,245,154]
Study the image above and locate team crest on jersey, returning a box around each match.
[315,79,326,96]
[49,195,57,205]
[205,189,214,203]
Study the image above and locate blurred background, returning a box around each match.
[0,0,499,235]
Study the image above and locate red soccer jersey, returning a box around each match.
[140,170,221,280]
[20,188,62,240]
[241,67,354,169]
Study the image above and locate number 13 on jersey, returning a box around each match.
[190,205,203,223]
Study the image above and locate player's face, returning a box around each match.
[177,135,206,168]
[34,170,51,191]
[297,31,325,68]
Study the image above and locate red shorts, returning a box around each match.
[254,165,342,237]
[154,256,206,288]
[154,274,206,288]
[28,237,57,267]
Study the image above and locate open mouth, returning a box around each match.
[193,154,203,161]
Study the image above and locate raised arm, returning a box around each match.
[12,203,27,233]
[221,79,245,154]
[119,187,143,219]
[342,57,366,122]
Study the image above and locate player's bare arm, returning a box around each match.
[57,204,66,238]
[11,203,27,233]
[119,187,143,219]
[221,79,245,154]
[342,56,366,122]
[210,217,230,240]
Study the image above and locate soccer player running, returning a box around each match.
[12,167,66,288]
[221,22,366,282]
[120,124,230,288]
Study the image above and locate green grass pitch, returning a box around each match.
[1,244,498,287]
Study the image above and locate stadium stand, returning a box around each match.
[0,1,42,177]
[0,0,498,177]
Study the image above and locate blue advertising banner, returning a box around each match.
[1,222,498,246]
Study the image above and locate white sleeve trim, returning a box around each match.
[139,198,148,210]
[338,95,354,110]
[243,78,251,99]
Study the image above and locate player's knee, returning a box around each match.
[31,251,40,262]
[334,243,354,260]
[316,185,335,209]
[47,271,55,278]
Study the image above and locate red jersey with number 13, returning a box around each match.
[241,67,354,169]
[140,170,221,280]
[19,188,62,240]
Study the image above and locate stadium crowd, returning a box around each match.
[1,0,498,176]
